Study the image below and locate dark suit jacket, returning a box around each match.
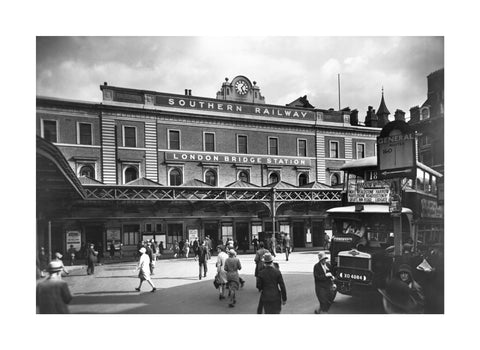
[256,265,287,302]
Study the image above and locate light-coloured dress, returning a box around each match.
[137,253,151,281]
[216,251,228,284]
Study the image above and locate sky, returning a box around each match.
[36,36,444,122]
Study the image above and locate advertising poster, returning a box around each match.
[66,230,81,251]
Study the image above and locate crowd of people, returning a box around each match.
[36,234,443,315]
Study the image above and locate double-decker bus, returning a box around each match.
[327,156,443,295]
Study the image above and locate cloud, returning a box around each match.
[36,36,444,120]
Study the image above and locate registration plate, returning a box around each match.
[338,271,368,281]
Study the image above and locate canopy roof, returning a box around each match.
[327,204,413,214]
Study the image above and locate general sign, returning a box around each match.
[165,151,311,167]
[377,121,416,178]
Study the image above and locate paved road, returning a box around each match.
[54,251,384,314]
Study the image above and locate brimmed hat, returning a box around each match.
[318,251,328,261]
[228,249,236,256]
[378,279,419,313]
[47,261,63,273]
[139,247,146,254]
[262,252,273,263]
[398,264,412,274]
[55,252,63,259]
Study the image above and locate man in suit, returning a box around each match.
[254,242,269,277]
[256,253,287,314]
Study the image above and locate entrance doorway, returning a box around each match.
[292,222,305,248]
[312,221,324,247]
[167,223,183,248]
[235,222,249,252]
[204,222,219,248]
[85,225,104,251]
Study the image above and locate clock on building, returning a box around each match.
[235,80,249,95]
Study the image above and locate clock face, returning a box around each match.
[235,80,249,95]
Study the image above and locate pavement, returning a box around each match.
[40,250,384,314]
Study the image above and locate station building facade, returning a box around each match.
[36,75,382,256]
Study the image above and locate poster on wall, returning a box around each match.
[188,229,199,241]
[106,228,121,249]
[66,231,81,251]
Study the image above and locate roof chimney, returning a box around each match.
[394,109,406,122]
[185,89,188,95]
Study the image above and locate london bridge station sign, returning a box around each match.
[156,95,316,120]
[165,151,312,166]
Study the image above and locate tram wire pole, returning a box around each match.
[392,178,403,257]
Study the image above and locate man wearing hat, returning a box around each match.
[36,261,73,313]
[256,252,287,314]
[135,247,156,292]
[313,251,335,314]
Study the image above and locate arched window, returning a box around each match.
[298,173,309,186]
[269,172,279,184]
[169,168,182,186]
[331,173,340,186]
[124,166,138,183]
[238,170,249,183]
[79,165,95,178]
[205,169,217,186]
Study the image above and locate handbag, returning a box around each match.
[213,275,220,289]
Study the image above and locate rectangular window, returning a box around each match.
[204,132,215,152]
[329,141,339,158]
[42,120,58,143]
[251,224,262,240]
[122,224,140,246]
[269,137,279,155]
[169,130,180,150]
[237,135,248,154]
[298,139,307,157]
[156,223,163,233]
[280,224,290,235]
[356,143,365,159]
[78,123,93,145]
[222,224,233,243]
[145,223,153,232]
[124,126,136,147]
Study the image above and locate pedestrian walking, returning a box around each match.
[67,245,77,266]
[184,239,190,259]
[283,234,291,261]
[215,245,228,300]
[158,241,164,257]
[119,242,123,258]
[36,261,73,314]
[196,240,208,279]
[146,241,155,275]
[109,241,116,259]
[135,247,156,292]
[192,239,199,258]
[38,247,50,277]
[205,235,212,259]
[270,234,277,257]
[86,243,98,275]
[224,249,242,307]
[53,252,69,275]
[252,237,258,253]
[179,240,185,258]
[313,251,336,314]
[254,242,269,277]
[173,240,179,258]
[256,253,287,314]
[96,241,104,265]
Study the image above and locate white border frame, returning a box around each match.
[167,165,184,186]
[329,140,339,158]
